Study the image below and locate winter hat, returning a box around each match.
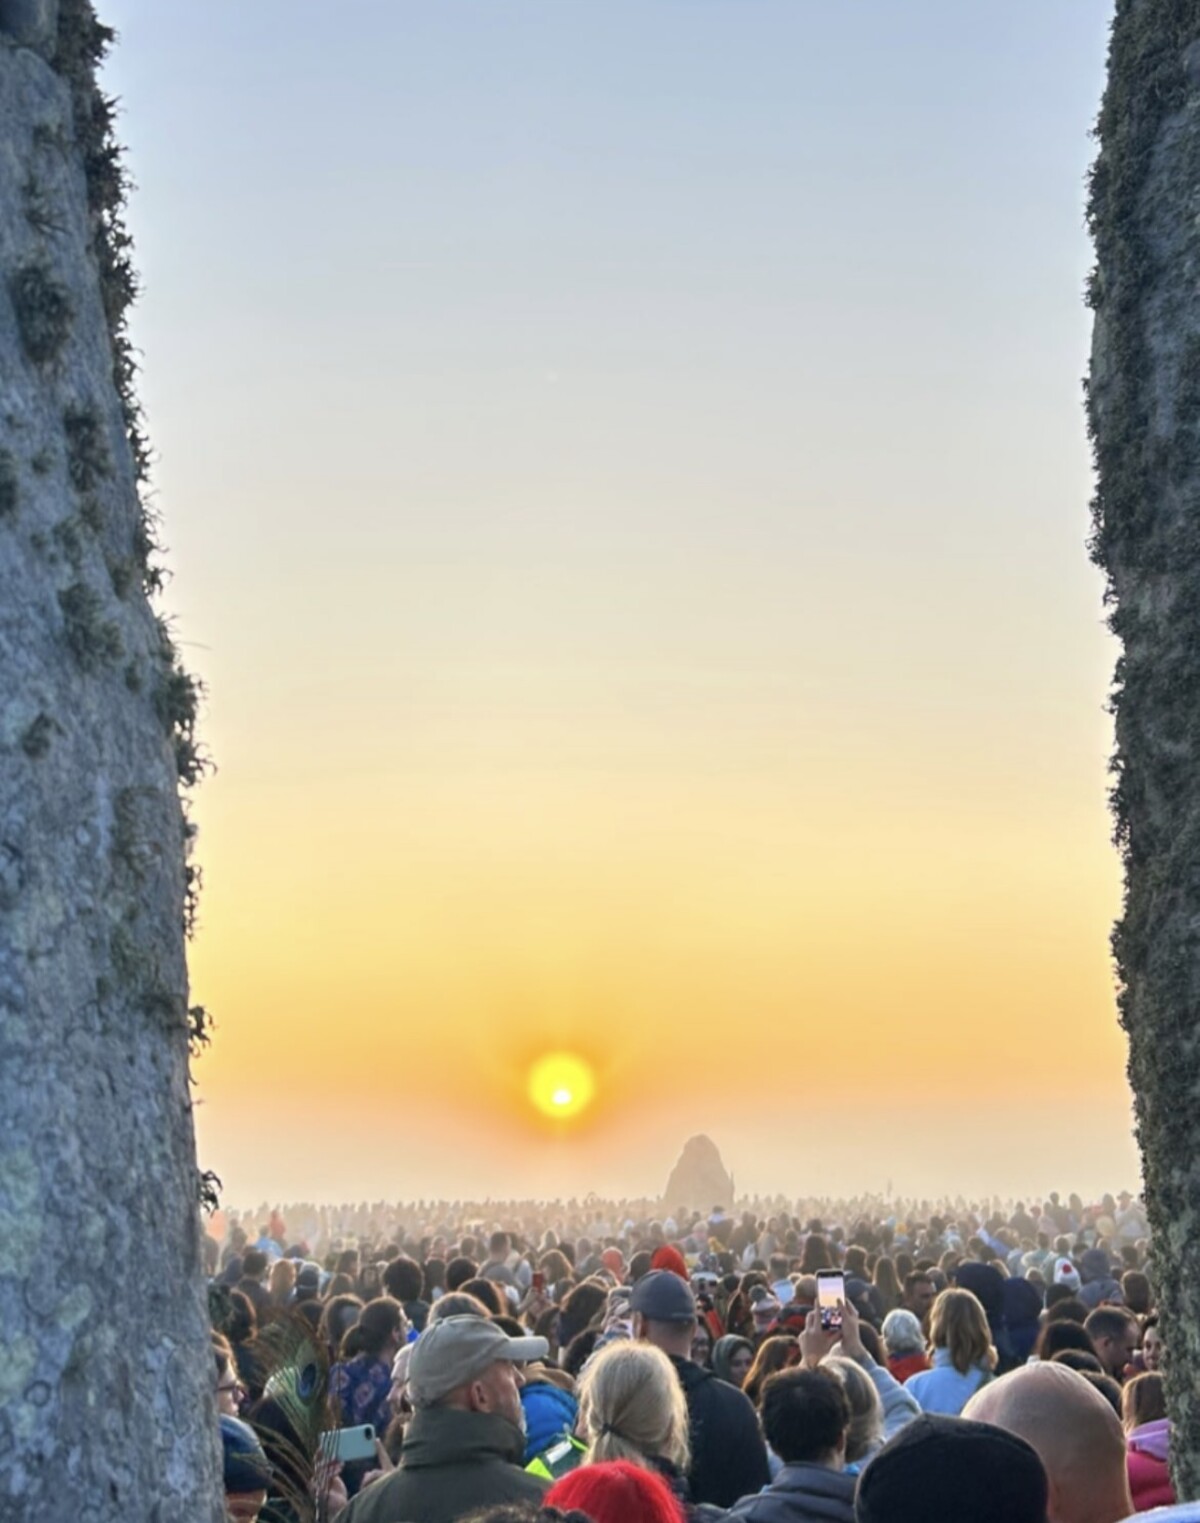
[1054,1257,1082,1291]
[856,1413,1047,1523]
[882,1309,926,1355]
[547,1458,686,1523]
[220,1415,271,1496]
[650,1245,689,1281]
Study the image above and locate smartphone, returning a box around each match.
[532,1270,546,1292]
[816,1269,845,1332]
[318,1424,376,1464]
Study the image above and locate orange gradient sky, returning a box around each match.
[101,0,1138,1205]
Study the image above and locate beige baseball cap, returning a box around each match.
[407,1316,548,1408]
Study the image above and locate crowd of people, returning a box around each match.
[204,1189,1176,1523]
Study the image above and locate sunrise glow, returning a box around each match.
[528,1054,596,1120]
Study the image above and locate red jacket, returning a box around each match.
[887,1351,931,1384]
[1127,1421,1174,1513]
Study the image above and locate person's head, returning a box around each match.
[760,1367,851,1467]
[546,1459,686,1523]
[577,1340,690,1471]
[488,1230,511,1261]
[629,1270,697,1357]
[1044,1294,1090,1324]
[220,1414,271,1522]
[1141,1315,1163,1372]
[1119,1270,1152,1317]
[711,1334,754,1388]
[927,1288,995,1375]
[447,1255,479,1291]
[881,1309,925,1357]
[268,1259,295,1300]
[1121,1370,1167,1432]
[1034,1319,1097,1362]
[212,1332,244,1418]
[225,1289,257,1347]
[1049,1350,1103,1375]
[383,1255,424,1304]
[743,1336,800,1406]
[855,1413,1048,1523]
[407,1314,548,1431]
[241,1249,269,1282]
[317,1294,363,1359]
[341,1296,407,1361]
[1084,1308,1138,1378]
[903,1271,936,1323]
[824,1355,884,1463]
[690,1321,712,1366]
[460,1277,508,1316]
[965,1361,1132,1523]
[429,1291,493,1322]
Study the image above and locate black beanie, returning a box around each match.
[855,1413,1047,1523]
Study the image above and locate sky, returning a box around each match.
[99,0,1135,1208]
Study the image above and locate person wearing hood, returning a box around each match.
[1123,1371,1174,1512]
[712,1334,756,1389]
[336,1316,550,1523]
[722,1368,856,1523]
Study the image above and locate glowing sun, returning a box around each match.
[528,1052,595,1119]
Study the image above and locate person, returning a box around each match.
[575,1341,692,1505]
[1140,1317,1163,1373]
[631,1268,771,1509]
[744,1337,801,1407]
[904,1289,996,1415]
[221,1413,273,1522]
[879,1311,929,1384]
[900,1272,936,1327]
[691,1321,714,1368]
[854,1412,1049,1523]
[383,1254,431,1332]
[213,1331,246,1418]
[806,1298,918,1463]
[722,1369,856,1523]
[1122,1372,1173,1512]
[964,1359,1134,1523]
[1085,1308,1139,1382]
[330,1297,409,1435]
[546,1459,687,1523]
[336,1315,551,1523]
[712,1335,755,1389]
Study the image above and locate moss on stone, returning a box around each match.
[8,259,73,365]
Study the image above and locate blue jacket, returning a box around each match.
[904,1349,993,1416]
[521,1379,578,1465]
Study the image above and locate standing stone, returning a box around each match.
[0,6,222,1519]
[662,1135,735,1213]
[1088,0,1200,1497]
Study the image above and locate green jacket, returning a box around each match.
[338,1407,548,1523]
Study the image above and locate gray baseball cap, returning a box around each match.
[407,1316,548,1408]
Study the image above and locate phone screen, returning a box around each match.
[817,1271,845,1331]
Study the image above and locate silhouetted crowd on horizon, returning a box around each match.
[204,1189,1177,1523]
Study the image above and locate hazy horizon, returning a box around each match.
[100,0,1139,1210]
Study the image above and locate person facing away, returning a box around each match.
[574,1339,695,1510]
[723,1368,857,1523]
[1121,1371,1174,1514]
[904,1288,996,1416]
[631,1269,772,1509]
[337,1315,551,1523]
[964,1359,1134,1523]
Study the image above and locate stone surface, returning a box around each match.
[0,12,223,1522]
[662,1134,735,1212]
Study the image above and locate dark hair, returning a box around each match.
[561,1327,600,1378]
[423,1258,446,1300]
[446,1256,479,1291]
[1044,1295,1089,1324]
[383,1256,423,1304]
[318,1294,363,1358]
[431,1292,492,1320]
[1050,1349,1103,1374]
[1080,1371,1123,1417]
[1043,1284,1077,1312]
[904,1270,934,1294]
[489,1231,510,1256]
[460,1278,507,1316]
[341,1297,404,1360]
[226,1289,257,1345]
[559,1280,607,1345]
[1120,1271,1152,1317]
[1084,1307,1137,1345]
[1033,1321,1097,1361]
[744,1336,800,1405]
[761,1368,851,1464]
[800,1235,832,1274]
[492,1314,526,1338]
[241,1249,269,1279]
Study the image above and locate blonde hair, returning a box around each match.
[824,1356,883,1463]
[928,1288,996,1375]
[578,1341,691,1471]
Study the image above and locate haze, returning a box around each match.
[100,0,1135,1207]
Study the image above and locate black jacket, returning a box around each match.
[724,1463,856,1523]
[669,1355,772,1509]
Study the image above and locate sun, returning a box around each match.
[528,1052,595,1120]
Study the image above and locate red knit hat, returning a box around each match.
[650,1245,689,1281]
[547,1460,685,1523]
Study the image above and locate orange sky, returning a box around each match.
[104,0,1137,1208]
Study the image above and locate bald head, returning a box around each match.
[964,1363,1131,1523]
